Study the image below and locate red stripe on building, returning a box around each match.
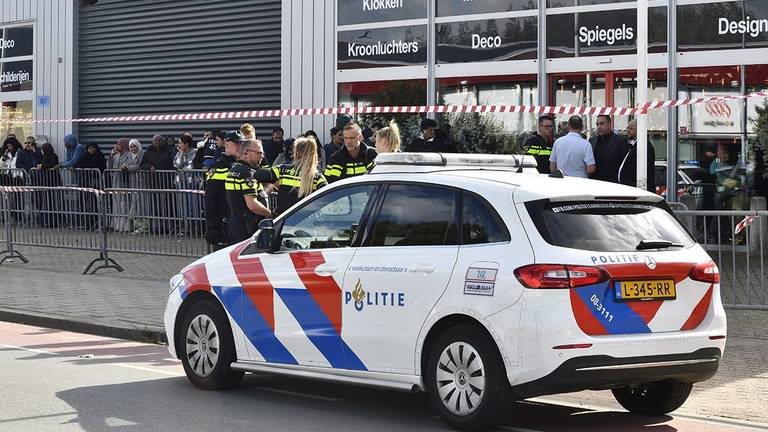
[229,243,275,332]
[570,290,609,336]
[680,285,714,331]
[290,252,342,336]
[182,263,211,296]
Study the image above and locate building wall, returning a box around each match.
[77,0,282,150]
[0,0,75,156]
[281,0,336,142]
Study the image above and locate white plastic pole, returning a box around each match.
[637,0,649,191]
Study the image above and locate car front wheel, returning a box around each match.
[611,381,693,415]
[426,324,509,431]
[180,300,243,390]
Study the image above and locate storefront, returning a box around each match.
[329,0,768,208]
[0,24,34,141]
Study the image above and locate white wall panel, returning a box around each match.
[0,0,75,157]
[281,0,335,143]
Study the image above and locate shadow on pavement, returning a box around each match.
[54,373,693,432]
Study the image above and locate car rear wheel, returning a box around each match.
[180,300,243,390]
[426,324,509,431]
[611,381,693,415]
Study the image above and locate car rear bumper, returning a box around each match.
[510,347,721,399]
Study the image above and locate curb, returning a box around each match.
[0,309,167,344]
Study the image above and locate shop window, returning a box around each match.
[1,101,33,140]
[436,75,538,154]
[338,80,427,147]
[547,0,632,7]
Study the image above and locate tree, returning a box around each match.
[749,100,768,199]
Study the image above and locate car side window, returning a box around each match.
[369,184,458,247]
[461,192,510,245]
[278,185,377,251]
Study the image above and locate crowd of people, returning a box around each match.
[525,114,656,192]
[4,112,764,248]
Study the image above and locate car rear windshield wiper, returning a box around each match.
[636,240,684,251]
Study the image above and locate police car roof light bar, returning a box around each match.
[374,153,538,169]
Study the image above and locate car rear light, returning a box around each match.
[709,335,726,341]
[690,261,720,284]
[515,264,608,289]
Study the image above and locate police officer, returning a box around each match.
[203,131,240,251]
[226,137,272,243]
[524,115,555,174]
[324,123,378,183]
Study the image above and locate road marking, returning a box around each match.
[0,344,54,355]
[529,397,768,430]
[112,363,185,377]
[258,387,343,402]
[0,343,184,377]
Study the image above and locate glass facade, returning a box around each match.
[336,0,768,209]
[0,24,34,141]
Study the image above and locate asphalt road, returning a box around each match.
[0,322,765,432]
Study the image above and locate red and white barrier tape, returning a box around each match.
[0,186,204,195]
[3,92,767,124]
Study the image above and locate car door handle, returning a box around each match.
[314,263,338,276]
[409,265,435,274]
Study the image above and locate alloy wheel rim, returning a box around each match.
[185,314,220,377]
[436,341,486,416]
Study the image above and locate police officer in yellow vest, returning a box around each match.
[524,115,556,174]
[324,123,378,183]
[225,136,272,243]
[204,132,240,251]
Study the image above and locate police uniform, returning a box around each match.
[225,160,267,243]
[204,154,233,250]
[324,142,378,183]
[524,133,553,174]
[254,164,327,216]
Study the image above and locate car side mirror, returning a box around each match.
[255,219,278,252]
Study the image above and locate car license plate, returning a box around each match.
[615,280,676,302]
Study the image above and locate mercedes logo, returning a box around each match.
[645,256,657,270]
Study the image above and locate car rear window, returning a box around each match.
[525,200,695,252]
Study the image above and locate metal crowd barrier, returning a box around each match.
[674,209,767,310]
[104,188,207,257]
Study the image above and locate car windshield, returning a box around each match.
[526,200,695,252]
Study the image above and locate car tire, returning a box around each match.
[426,324,509,431]
[180,299,244,391]
[611,381,693,415]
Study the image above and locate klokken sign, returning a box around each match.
[337,0,427,25]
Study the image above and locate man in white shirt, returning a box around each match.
[549,116,596,178]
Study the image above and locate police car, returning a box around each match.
[165,153,725,431]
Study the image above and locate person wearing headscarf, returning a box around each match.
[81,143,107,172]
[37,143,61,227]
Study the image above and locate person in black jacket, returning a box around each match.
[618,120,656,192]
[225,137,271,243]
[324,123,378,183]
[590,115,630,183]
[408,118,455,153]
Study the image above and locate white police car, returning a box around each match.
[165,153,726,431]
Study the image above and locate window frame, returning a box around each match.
[360,181,463,248]
[271,182,383,253]
[459,190,512,246]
